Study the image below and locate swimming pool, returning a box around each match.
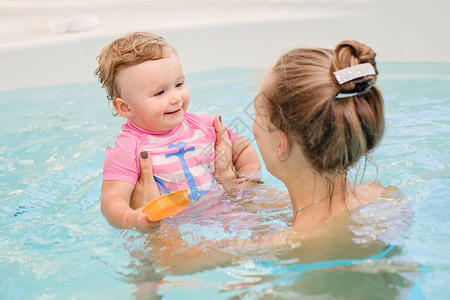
[0,62,449,299]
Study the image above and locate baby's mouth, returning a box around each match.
[165,108,181,115]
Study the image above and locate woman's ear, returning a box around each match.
[276,129,289,160]
[113,97,133,118]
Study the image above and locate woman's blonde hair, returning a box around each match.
[95,32,176,110]
[265,40,384,177]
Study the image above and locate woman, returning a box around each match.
[134,39,410,236]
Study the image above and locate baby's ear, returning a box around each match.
[113,97,133,118]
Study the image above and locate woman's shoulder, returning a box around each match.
[348,181,406,206]
[354,181,408,206]
[349,182,413,244]
[348,182,412,229]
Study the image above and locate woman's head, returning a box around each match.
[95,32,177,106]
[258,40,384,176]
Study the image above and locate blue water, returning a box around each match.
[0,63,449,299]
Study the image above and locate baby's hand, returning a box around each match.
[126,209,161,233]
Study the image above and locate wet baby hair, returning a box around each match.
[95,32,177,113]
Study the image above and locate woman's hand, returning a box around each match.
[213,115,238,181]
[129,150,162,232]
[130,151,161,210]
[213,115,263,193]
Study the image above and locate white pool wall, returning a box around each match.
[0,0,449,91]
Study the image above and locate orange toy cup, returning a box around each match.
[141,189,190,221]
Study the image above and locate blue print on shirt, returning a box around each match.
[163,141,210,201]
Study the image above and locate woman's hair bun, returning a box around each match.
[331,40,378,93]
[266,40,384,175]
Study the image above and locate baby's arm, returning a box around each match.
[101,152,161,232]
[101,180,138,228]
[101,180,159,232]
[231,134,260,176]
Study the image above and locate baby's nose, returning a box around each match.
[168,90,182,104]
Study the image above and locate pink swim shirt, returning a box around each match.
[103,113,237,200]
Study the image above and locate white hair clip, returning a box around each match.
[333,63,376,99]
[333,63,376,85]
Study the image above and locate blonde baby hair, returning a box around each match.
[95,32,177,113]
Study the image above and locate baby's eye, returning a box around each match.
[176,82,184,88]
[154,90,164,96]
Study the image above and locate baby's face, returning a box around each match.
[116,54,190,132]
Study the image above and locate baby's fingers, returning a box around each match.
[134,210,161,233]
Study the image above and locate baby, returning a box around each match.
[95,32,260,232]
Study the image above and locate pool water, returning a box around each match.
[0,63,449,299]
